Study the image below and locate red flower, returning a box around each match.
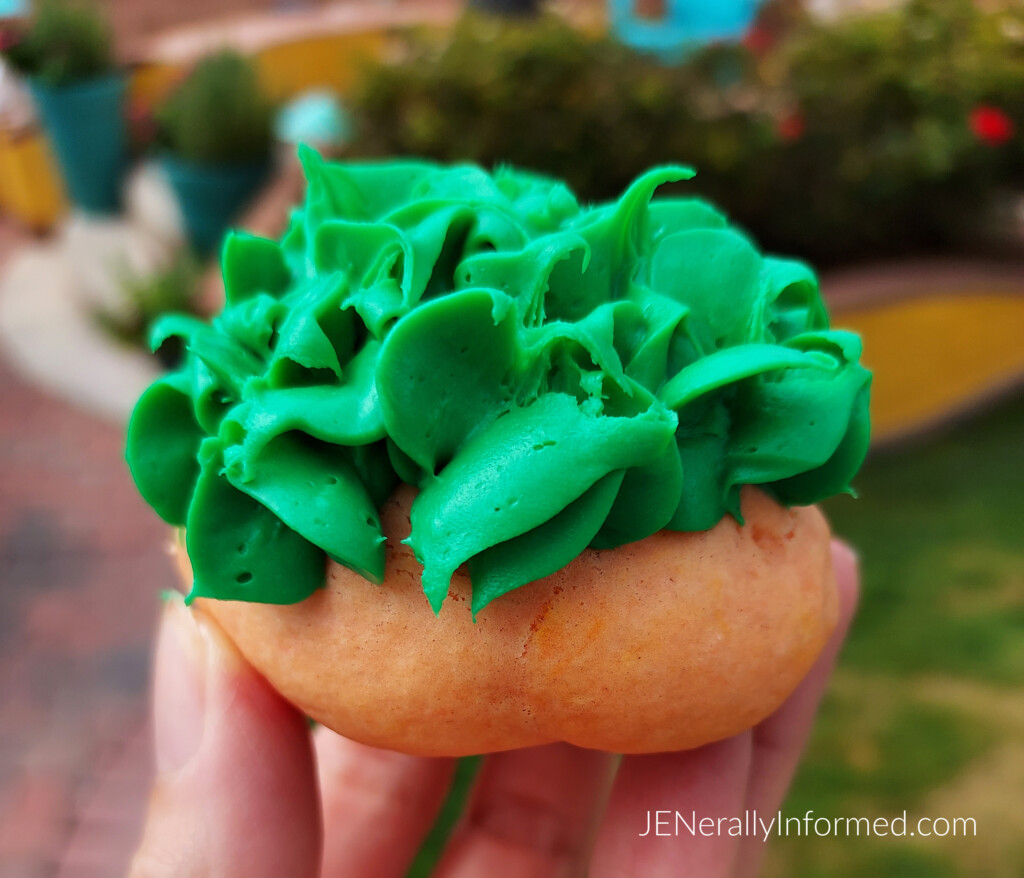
[743,24,774,55]
[0,27,21,54]
[970,105,1015,146]
[777,111,805,142]
[126,99,158,147]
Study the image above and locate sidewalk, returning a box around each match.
[0,222,168,878]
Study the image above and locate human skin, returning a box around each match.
[181,485,837,756]
[129,542,858,878]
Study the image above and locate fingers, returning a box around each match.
[435,743,616,878]
[128,596,320,878]
[589,733,754,878]
[733,538,860,878]
[316,727,457,878]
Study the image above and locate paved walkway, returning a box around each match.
[0,223,168,878]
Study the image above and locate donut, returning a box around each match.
[128,152,871,756]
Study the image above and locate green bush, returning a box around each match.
[755,0,1024,262]
[350,2,1024,266]
[96,252,203,365]
[352,16,773,208]
[0,0,114,87]
[157,51,274,166]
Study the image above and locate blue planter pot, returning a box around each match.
[162,156,270,256]
[30,74,127,215]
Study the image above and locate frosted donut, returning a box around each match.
[127,156,870,758]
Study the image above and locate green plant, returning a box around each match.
[0,0,114,86]
[352,16,772,206]
[96,252,203,363]
[748,0,1024,262]
[350,2,1024,266]
[157,51,274,165]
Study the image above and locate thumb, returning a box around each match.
[129,595,320,878]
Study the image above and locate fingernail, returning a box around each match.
[153,595,208,774]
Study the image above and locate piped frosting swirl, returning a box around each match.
[126,149,871,616]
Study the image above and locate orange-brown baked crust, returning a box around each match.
[177,485,836,756]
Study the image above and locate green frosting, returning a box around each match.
[126,148,871,617]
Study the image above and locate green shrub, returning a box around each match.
[0,0,114,86]
[350,2,1024,266]
[96,252,203,364]
[157,51,274,166]
[754,0,1024,262]
[352,16,773,207]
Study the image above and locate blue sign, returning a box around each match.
[611,0,765,61]
[0,0,29,17]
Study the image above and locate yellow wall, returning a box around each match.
[129,28,403,111]
[832,293,1024,443]
[0,127,65,231]
[255,30,388,102]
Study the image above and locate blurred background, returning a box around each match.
[0,0,1022,876]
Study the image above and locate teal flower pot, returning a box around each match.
[162,156,270,255]
[30,74,127,215]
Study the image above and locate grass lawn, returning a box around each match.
[765,394,1024,877]
[411,395,1024,877]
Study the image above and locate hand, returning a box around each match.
[129,541,858,878]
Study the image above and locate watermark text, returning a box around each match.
[638,810,976,841]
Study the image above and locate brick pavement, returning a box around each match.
[0,219,172,877]
[0,4,422,872]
